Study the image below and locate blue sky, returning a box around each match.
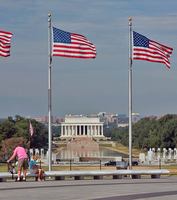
[0,0,177,118]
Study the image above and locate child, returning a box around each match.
[29,155,44,181]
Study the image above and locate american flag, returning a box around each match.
[133,31,173,69]
[0,30,13,57]
[29,121,34,137]
[52,27,96,59]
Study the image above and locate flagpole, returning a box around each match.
[48,13,52,171]
[29,120,32,149]
[128,17,133,170]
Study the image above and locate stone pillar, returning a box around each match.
[93,126,95,136]
[35,148,39,155]
[70,126,72,136]
[61,125,63,137]
[68,126,70,137]
[52,153,56,163]
[163,148,167,161]
[71,125,74,136]
[79,125,81,136]
[67,126,69,136]
[83,125,85,135]
[62,125,63,136]
[76,125,79,135]
[147,148,153,164]
[74,125,77,136]
[89,125,91,136]
[98,125,100,136]
[64,126,67,136]
[168,148,172,160]
[174,148,177,160]
[157,148,161,161]
[64,125,66,136]
[40,148,44,159]
[30,148,33,157]
[70,125,72,137]
[95,125,98,136]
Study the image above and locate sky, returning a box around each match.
[0,0,177,118]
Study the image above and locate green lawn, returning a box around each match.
[0,164,8,172]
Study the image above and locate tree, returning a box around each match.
[107,114,177,150]
[0,137,27,161]
[0,116,48,158]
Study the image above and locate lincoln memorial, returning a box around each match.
[60,115,105,140]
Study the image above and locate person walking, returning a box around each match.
[7,145,29,181]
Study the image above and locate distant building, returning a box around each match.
[60,115,105,140]
[117,113,141,127]
[32,112,141,131]
[98,112,118,128]
[117,114,129,127]
[132,112,141,123]
[33,116,64,124]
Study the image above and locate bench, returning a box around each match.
[0,172,14,182]
[0,169,169,182]
[0,172,38,182]
[44,169,169,180]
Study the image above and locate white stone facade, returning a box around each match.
[60,115,104,139]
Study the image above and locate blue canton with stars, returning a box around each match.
[133,31,149,47]
[53,27,71,43]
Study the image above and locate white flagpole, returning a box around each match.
[48,13,52,171]
[128,17,133,169]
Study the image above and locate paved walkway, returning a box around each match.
[0,176,177,200]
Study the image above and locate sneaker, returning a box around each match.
[17,177,20,181]
[23,177,26,181]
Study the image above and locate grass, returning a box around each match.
[0,164,8,172]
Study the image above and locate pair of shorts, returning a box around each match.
[18,158,28,170]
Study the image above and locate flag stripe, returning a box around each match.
[133,31,173,69]
[53,44,96,51]
[0,46,10,52]
[52,27,96,59]
[150,40,173,53]
[0,30,13,57]
[133,55,170,65]
[0,40,11,46]
[0,43,11,48]
[133,49,171,62]
[29,121,34,137]
[52,53,96,59]
[134,57,170,69]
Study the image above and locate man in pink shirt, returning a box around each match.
[7,146,28,181]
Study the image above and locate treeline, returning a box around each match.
[0,115,48,160]
[1,114,177,159]
[104,114,177,150]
